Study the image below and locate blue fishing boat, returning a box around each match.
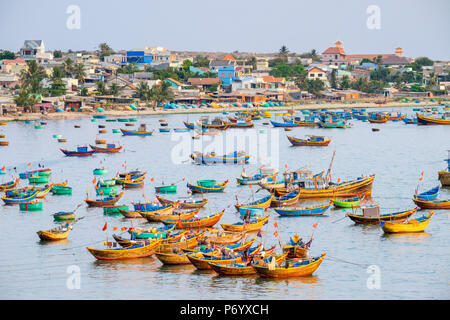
[120,128,154,136]
[271,190,301,207]
[270,120,299,128]
[190,151,250,164]
[60,146,95,157]
[402,117,418,124]
[2,190,39,205]
[236,168,277,185]
[274,202,331,216]
[414,186,440,200]
[128,224,175,239]
[238,206,265,218]
[173,128,190,132]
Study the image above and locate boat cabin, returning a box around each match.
[361,204,380,217]
[138,124,147,132]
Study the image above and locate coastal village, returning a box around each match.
[0,40,449,116]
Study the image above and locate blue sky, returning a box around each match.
[1,0,449,60]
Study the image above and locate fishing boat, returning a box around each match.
[120,128,154,136]
[414,186,440,200]
[412,198,450,209]
[156,232,205,253]
[234,195,273,211]
[236,168,277,185]
[380,211,434,233]
[368,113,389,123]
[209,253,287,276]
[282,117,318,127]
[160,210,225,228]
[331,195,365,208]
[190,151,250,164]
[118,208,146,219]
[135,204,176,221]
[37,225,72,241]
[416,112,450,125]
[103,205,129,215]
[387,112,405,121]
[53,211,76,220]
[156,195,208,209]
[270,120,299,128]
[122,176,145,188]
[282,235,310,258]
[154,251,194,265]
[128,224,176,239]
[19,201,43,211]
[89,143,123,153]
[0,178,19,191]
[113,171,146,184]
[402,117,417,124]
[155,184,177,193]
[142,207,199,223]
[287,135,331,147]
[60,146,95,157]
[28,175,50,184]
[438,152,450,186]
[98,179,116,187]
[202,231,247,245]
[252,253,326,278]
[51,185,72,195]
[270,190,300,207]
[226,121,255,129]
[8,184,53,198]
[2,190,39,205]
[187,180,228,193]
[93,168,108,176]
[85,192,124,207]
[221,215,270,232]
[274,202,331,216]
[96,185,119,196]
[258,170,324,191]
[184,238,256,255]
[347,205,417,224]
[87,239,162,260]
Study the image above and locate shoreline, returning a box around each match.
[0,101,439,121]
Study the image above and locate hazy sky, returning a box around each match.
[1,0,449,60]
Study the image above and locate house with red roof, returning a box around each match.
[1,57,27,75]
[322,41,348,66]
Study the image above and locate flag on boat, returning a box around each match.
[102,222,107,231]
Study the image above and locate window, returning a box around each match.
[318,73,322,77]
[335,55,338,59]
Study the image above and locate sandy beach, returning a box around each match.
[0,100,438,122]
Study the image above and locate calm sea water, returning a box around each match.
[0,107,449,300]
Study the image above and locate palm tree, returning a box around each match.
[109,83,121,97]
[134,81,151,101]
[73,63,86,84]
[96,81,107,95]
[150,82,174,107]
[99,43,114,60]
[20,60,46,93]
[373,55,383,69]
[279,46,289,61]
[50,67,65,84]
[63,58,74,77]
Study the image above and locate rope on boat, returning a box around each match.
[325,255,369,269]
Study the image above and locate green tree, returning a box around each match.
[99,43,114,60]
[0,50,15,60]
[14,88,39,111]
[279,45,289,61]
[182,59,192,70]
[53,50,63,58]
[109,83,121,96]
[330,69,337,89]
[410,57,433,71]
[63,58,74,77]
[96,81,107,95]
[150,81,175,107]
[306,78,325,97]
[117,63,139,74]
[339,75,351,89]
[80,87,88,96]
[20,60,46,94]
[134,81,151,101]
[73,63,86,84]
[47,67,66,96]
[310,49,319,62]
[193,55,210,68]
[246,56,257,70]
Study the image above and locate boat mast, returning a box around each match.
[325,151,336,186]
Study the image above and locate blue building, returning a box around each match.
[218,66,239,86]
[125,51,153,64]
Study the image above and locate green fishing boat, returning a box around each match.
[103,205,129,215]
[197,180,217,187]
[53,134,62,139]
[53,211,76,220]
[128,118,138,122]
[19,201,43,211]
[28,176,49,184]
[155,184,177,193]
[51,185,72,195]
[112,129,121,133]
[96,186,118,196]
[37,170,52,176]
[93,168,108,175]
[34,125,44,129]
[106,119,117,122]
[117,118,129,122]
[98,179,116,187]
[91,119,98,122]
[331,195,365,208]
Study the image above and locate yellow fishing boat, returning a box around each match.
[221,215,270,232]
[380,211,434,233]
[37,226,71,241]
[252,253,326,278]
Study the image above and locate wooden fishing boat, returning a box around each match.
[252,253,326,278]
[154,251,193,265]
[368,113,389,123]
[412,198,450,209]
[89,143,123,153]
[113,171,146,184]
[190,151,250,164]
[156,195,208,209]
[112,233,182,248]
[271,190,300,207]
[51,185,72,195]
[381,211,434,233]
[225,122,254,129]
[331,195,365,208]
[85,192,124,207]
[155,184,177,193]
[120,128,154,136]
[209,253,287,276]
[0,178,19,191]
[128,224,175,239]
[95,139,106,144]
[282,235,310,258]
[282,117,318,127]
[275,202,332,216]
[98,179,116,187]
[142,208,199,223]
[270,120,299,128]
[37,225,71,241]
[19,201,43,211]
[93,168,108,176]
[287,135,331,147]
[160,210,224,228]
[347,206,417,224]
[234,195,272,211]
[103,205,129,215]
[297,175,375,199]
[2,190,39,205]
[60,147,95,157]
[185,238,256,255]
[157,232,205,253]
[187,244,262,270]
[416,112,450,125]
[122,177,145,188]
[136,204,176,221]
[221,215,270,232]
[414,186,439,200]
[203,231,246,245]
[118,208,146,218]
[187,180,228,193]
[53,211,76,220]
[96,185,118,196]
[438,152,450,186]
[87,239,162,260]
[8,184,53,198]
[28,175,49,184]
